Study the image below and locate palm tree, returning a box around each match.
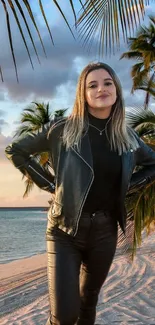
[124,107,155,258]
[136,72,155,110]
[54,109,68,118]
[14,102,52,137]
[15,102,67,197]
[120,16,155,109]
[1,1,154,81]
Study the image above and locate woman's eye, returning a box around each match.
[105,82,113,86]
[89,84,97,88]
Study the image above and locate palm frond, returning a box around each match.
[131,71,155,108]
[76,0,149,54]
[23,108,35,114]
[2,0,19,82]
[14,0,41,64]
[124,179,155,259]
[133,181,155,251]
[16,101,66,197]
[54,108,68,117]
[0,0,76,81]
[120,51,143,60]
[1,1,154,80]
[144,138,155,150]
[149,15,155,25]
[21,113,41,125]
[38,152,49,166]
[131,69,151,93]
[1,0,48,81]
[19,103,51,128]
[23,176,34,198]
[138,84,155,96]
[7,0,34,70]
[14,125,35,137]
[126,106,155,129]
[124,105,155,258]
[21,0,46,57]
[39,0,54,45]
[52,0,75,38]
[0,66,4,82]
[121,15,155,105]
[131,62,144,78]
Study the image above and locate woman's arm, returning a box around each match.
[130,135,155,188]
[5,123,55,193]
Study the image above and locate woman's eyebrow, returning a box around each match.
[87,78,113,84]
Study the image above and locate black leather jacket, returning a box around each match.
[5,118,155,235]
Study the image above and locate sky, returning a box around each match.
[0,1,155,207]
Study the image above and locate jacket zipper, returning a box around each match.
[28,164,55,190]
[29,147,94,236]
[71,146,94,236]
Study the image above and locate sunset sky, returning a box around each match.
[0,1,155,207]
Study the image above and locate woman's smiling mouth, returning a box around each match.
[96,94,109,99]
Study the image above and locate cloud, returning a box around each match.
[0,110,8,132]
[0,25,81,100]
[0,3,154,107]
[0,2,138,102]
[0,92,5,101]
[0,133,12,161]
[0,109,5,116]
[0,1,82,100]
[0,118,8,130]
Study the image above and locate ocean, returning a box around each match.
[0,208,47,264]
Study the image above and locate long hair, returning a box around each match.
[63,62,139,155]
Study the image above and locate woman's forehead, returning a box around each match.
[86,69,112,83]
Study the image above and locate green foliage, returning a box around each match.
[15,102,66,197]
[120,15,155,109]
[14,102,52,137]
[0,1,154,81]
[22,174,34,198]
[126,107,155,258]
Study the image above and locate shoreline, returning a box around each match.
[0,250,46,266]
[0,253,47,280]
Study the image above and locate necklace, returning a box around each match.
[89,117,111,135]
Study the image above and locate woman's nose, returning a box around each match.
[97,84,105,92]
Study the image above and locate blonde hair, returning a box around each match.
[63,62,139,155]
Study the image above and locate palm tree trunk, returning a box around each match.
[144,71,155,110]
[144,91,150,110]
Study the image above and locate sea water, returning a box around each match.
[0,208,47,264]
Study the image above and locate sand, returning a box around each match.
[0,234,155,325]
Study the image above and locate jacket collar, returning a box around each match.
[71,130,93,170]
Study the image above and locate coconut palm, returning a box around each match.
[15,102,67,197]
[124,107,155,257]
[14,102,52,137]
[120,16,155,109]
[54,109,68,118]
[137,72,155,110]
[1,1,154,81]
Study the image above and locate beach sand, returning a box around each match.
[0,234,155,325]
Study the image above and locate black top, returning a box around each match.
[82,112,122,214]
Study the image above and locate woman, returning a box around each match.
[5,62,155,325]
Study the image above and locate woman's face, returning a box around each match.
[85,68,117,116]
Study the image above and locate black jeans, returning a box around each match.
[46,210,118,325]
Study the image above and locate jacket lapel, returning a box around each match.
[72,132,134,196]
[121,150,133,199]
[71,131,93,170]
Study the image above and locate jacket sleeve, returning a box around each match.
[130,135,155,189]
[5,123,55,193]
